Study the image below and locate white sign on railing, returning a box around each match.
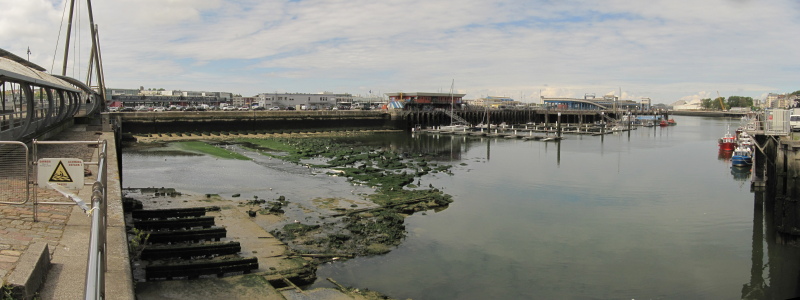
[37,158,84,190]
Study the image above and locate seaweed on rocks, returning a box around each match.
[239,136,456,259]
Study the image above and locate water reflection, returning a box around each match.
[744,191,800,299]
[731,166,751,182]
[719,150,733,161]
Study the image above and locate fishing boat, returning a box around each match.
[718,130,736,151]
[731,146,753,167]
[737,132,754,149]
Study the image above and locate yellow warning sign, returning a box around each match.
[49,161,74,182]
[38,158,84,190]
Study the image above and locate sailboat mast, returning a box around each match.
[450,79,454,125]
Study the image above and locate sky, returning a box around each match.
[1,0,798,105]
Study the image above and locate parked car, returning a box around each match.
[268,106,281,111]
[238,107,250,111]
[222,106,236,111]
[285,106,295,110]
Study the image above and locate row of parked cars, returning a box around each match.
[108,105,342,112]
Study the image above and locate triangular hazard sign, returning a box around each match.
[49,161,74,183]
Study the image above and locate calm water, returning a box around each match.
[122,116,800,300]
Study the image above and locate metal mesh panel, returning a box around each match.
[765,109,791,135]
[0,141,29,204]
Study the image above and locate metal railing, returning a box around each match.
[0,141,29,205]
[30,139,107,300]
[85,141,107,300]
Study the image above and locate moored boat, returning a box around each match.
[718,132,736,151]
[731,146,753,167]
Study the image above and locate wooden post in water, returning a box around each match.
[557,112,562,138]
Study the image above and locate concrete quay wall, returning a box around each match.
[767,138,800,243]
[112,111,395,134]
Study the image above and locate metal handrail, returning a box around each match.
[29,139,108,299]
[84,140,107,300]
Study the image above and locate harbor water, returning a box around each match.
[122,116,800,299]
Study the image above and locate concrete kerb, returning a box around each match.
[5,242,49,300]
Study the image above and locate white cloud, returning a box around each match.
[1,0,798,103]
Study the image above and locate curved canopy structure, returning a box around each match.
[0,51,102,141]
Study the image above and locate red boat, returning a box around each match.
[719,132,736,151]
[659,119,677,127]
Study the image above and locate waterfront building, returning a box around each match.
[232,96,259,107]
[255,92,352,110]
[671,99,702,111]
[541,94,642,110]
[106,88,139,96]
[765,93,793,109]
[385,92,466,110]
[106,87,234,108]
[467,96,520,109]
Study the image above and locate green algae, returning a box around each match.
[174,141,250,160]
[230,135,457,258]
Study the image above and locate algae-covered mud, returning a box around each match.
[125,131,460,260]
[237,136,455,257]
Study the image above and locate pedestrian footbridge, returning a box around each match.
[0,48,104,142]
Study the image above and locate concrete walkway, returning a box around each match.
[1,125,134,299]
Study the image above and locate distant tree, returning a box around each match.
[701,98,713,109]
[726,96,753,108]
[711,97,725,110]
[790,90,800,96]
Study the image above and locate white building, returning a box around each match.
[255,92,353,109]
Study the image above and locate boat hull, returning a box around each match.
[719,142,736,151]
[731,156,752,167]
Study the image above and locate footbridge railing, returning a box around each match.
[0,49,103,142]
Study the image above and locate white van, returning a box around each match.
[790,114,800,131]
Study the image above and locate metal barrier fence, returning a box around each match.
[28,139,108,300]
[764,109,791,135]
[0,141,29,205]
